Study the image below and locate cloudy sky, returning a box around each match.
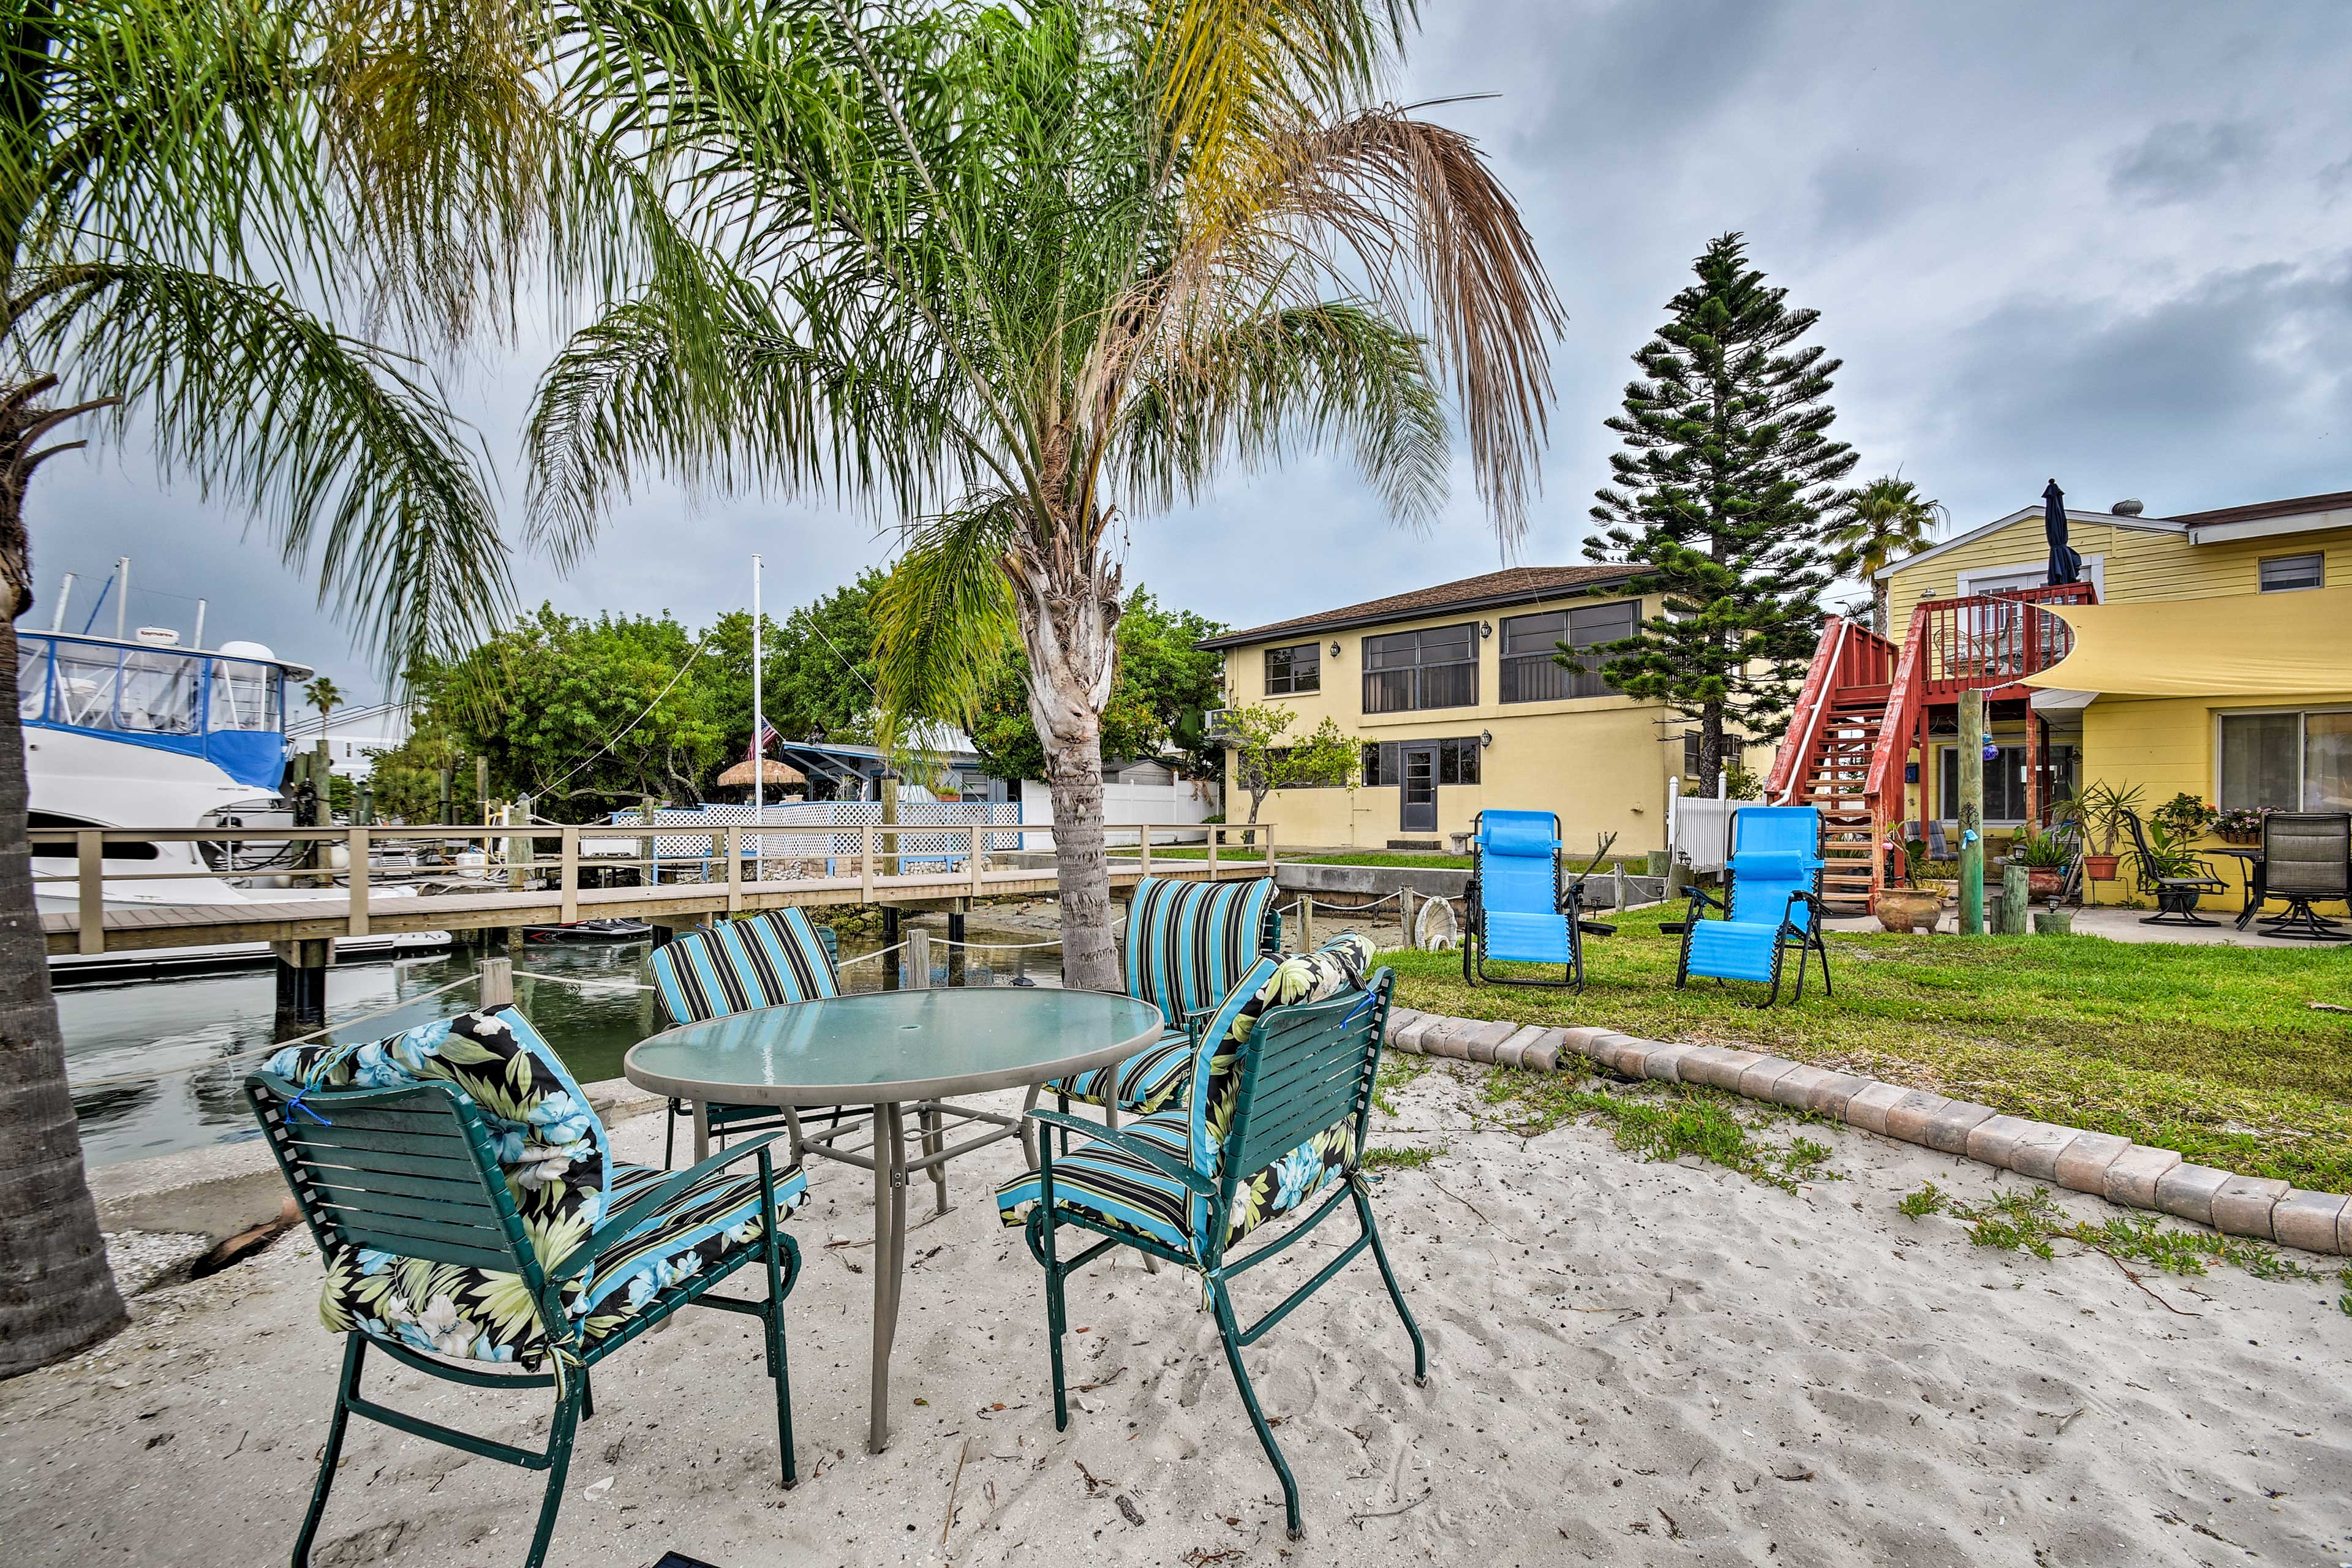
[32,0,2351,706]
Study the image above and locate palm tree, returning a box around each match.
[303,676,345,725]
[527,0,1563,987]
[1828,474,1947,634]
[0,0,658,1375]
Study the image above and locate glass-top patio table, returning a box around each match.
[624,987,1166,1453]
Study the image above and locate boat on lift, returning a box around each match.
[25,560,448,979]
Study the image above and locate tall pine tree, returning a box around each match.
[1579,233,1855,791]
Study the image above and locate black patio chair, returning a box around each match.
[2253,812,2351,941]
[2120,811,2228,927]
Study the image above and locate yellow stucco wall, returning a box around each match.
[1216,597,1771,856]
[1882,515,2352,908]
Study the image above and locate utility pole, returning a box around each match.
[1959,689,1985,935]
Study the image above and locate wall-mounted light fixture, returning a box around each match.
[1329,641,1341,657]
[1479,620,1493,638]
[1480,728,1494,747]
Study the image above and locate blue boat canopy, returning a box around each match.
[19,630,295,791]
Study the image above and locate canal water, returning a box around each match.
[61,924,1064,1170]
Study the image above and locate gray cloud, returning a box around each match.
[36,0,2352,703]
[2109,120,2270,206]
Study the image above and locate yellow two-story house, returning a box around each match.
[1200,565,1736,854]
[1874,488,2352,906]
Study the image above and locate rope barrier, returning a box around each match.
[835,942,907,967]
[519,971,654,993]
[929,935,1064,951]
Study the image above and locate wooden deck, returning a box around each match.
[42,859,1256,957]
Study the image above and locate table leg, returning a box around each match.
[919,1102,949,1216]
[692,1099,712,1165]
[869,1101,908,1454]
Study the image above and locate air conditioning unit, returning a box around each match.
[1202,708,1242,743]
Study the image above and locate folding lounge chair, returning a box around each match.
[1461,809,1613,990]
[995,935,1425,1541]
[248,1008,806,1568]
[2253,812,2351,941]
[1675,805,1833,1009]
[651,909,867,1170]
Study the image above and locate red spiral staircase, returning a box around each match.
[1765,583,2098,911]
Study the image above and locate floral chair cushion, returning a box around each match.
[998,932,1376,1263]
[267,1008,808,1367]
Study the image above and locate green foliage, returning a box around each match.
[707,570,886,748]
[1898,1182,2340,1294]
[1385,905,2352,1192]
[1223,704,1361,823]
[2150,791,2216,840]
[1826,474,1945,631]
[301,677,345,721]
[1360,1145,1444,1171]
[1480,1071,1838,1193]
[2007,825,2070,870]
[967,590,1226,780]
[2063,779,2145,858]
[1580,233,1856,788]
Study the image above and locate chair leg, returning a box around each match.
[579,1369,594,1422]
[1814,935,1833,998]
[1036,1208,1071,1433]
[920,1103,949,1216]
[1208,1278,1302,1540]
[663,1101,678,1171]
[522,1382,584,1568]
[765,1234,798,1488]
[1352,1176,1428,1386]
[291,1335,365,1566]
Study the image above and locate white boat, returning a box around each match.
[23,614,448,979]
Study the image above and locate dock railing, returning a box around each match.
[32,820,1275,956]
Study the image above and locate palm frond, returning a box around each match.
[1118,298,1445,521]
[21,260,509,673]
[869,492,1021,744]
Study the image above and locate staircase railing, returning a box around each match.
[1769,616,1898,804]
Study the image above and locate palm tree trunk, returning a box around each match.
[1014,548,1121,992]
[0,611,129,1376]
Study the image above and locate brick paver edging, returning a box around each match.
[1379,1007,2352,1258]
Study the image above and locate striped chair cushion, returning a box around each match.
[1049,1033,1196,1115]
[649,909,840,1027]
[993,1110,1196,1256]
[1045,876,1278,1114]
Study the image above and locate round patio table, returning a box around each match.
[624,987,1166,1453]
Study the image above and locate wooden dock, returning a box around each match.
[36,821,1265,957]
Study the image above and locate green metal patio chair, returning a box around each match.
[247,1008,805,1568]
[996,940,1425,1540]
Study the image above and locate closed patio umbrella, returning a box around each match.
[2043,478,2082,586]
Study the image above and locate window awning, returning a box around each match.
[2023,587,2352,698]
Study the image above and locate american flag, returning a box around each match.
[747,714,780,761]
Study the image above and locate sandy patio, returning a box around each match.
[5,1063,2349,1568]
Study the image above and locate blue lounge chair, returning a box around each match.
[1675,805,1833,1008]
[1461,810,1613,990]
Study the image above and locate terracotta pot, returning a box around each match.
[2082,854,2119,882]
[2216,830,2260,845]
[2026,869,2066,899]
[1875,889,1945,933]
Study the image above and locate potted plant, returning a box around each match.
[2212,805,2270,845]
[2150,791,2216,842]
[2007,825,2071,900]
[2063,780,2143,883]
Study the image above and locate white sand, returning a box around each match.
[4,1063,2348,1567]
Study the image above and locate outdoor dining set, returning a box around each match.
[241,878,1425,1567]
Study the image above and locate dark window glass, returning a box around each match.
[1683,731,1702,778]
[1362,624,1478,712]
[1938,745,2036,821]
[1264,641,1321,695]
[1500,600,1639,703]
[2258,553,2324,594]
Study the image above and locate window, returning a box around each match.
[1499,600,1641,703]
[2258,553,2324,593]
[2220,710,2352,811]
[1263,641,1321,695]
[1362,737,1481,786]
[1683,731,1701,779]
[1362,623,1477,713]
[1936,744,2080,824]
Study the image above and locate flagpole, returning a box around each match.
[752,553,763,883]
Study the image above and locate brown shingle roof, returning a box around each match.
[2169,489,2352,527]
[1196,565,1637,650]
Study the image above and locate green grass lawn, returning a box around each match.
[1384,905,2352,1192]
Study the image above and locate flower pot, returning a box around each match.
[2082,854,2119,882]
[2025,869,2066,900]
[2215,831,2260,845]
[1875,888,1944,934]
